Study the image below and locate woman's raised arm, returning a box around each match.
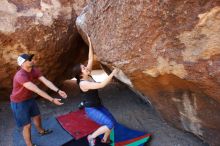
[86,35,93,71]
[80,68,118,91]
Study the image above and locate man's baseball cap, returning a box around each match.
[17,54,34,66]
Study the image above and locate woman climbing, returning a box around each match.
[72,34,118,146]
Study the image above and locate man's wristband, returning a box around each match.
[56,89,60,93]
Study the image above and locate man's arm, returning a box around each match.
[23,82,63,105]
[38,76,67,98]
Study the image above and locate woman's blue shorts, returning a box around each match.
[85,106,116,129]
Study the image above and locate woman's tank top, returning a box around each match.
[79,76,102,107]
[81,89,102,107]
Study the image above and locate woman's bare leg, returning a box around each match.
[102,129,111,143]
[89,125,110,138]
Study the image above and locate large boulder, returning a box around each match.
[72,0,90,16]
[76,1,220,145]
[0,0,89,99]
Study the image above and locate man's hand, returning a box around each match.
[52,98,64,105]
[58,90,67,99]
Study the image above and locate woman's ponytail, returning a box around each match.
[72,64,82,85]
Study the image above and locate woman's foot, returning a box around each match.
[101,139,112,144]
[87,135,96,146]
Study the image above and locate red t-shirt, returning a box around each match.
[10,67,42,102]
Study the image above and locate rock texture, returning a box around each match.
[72,0,90,16]
[76,1,220,145]
[0,0,90,99]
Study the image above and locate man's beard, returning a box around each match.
[28,64,34,69]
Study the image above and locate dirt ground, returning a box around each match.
[0,81,209,146]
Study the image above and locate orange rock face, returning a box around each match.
[76,1,220,145]
[0,0,89,99]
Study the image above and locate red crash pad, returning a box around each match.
[57,109,100,140]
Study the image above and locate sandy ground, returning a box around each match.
[0,81,209,146]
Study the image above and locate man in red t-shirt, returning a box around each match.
[10,54,67,146]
